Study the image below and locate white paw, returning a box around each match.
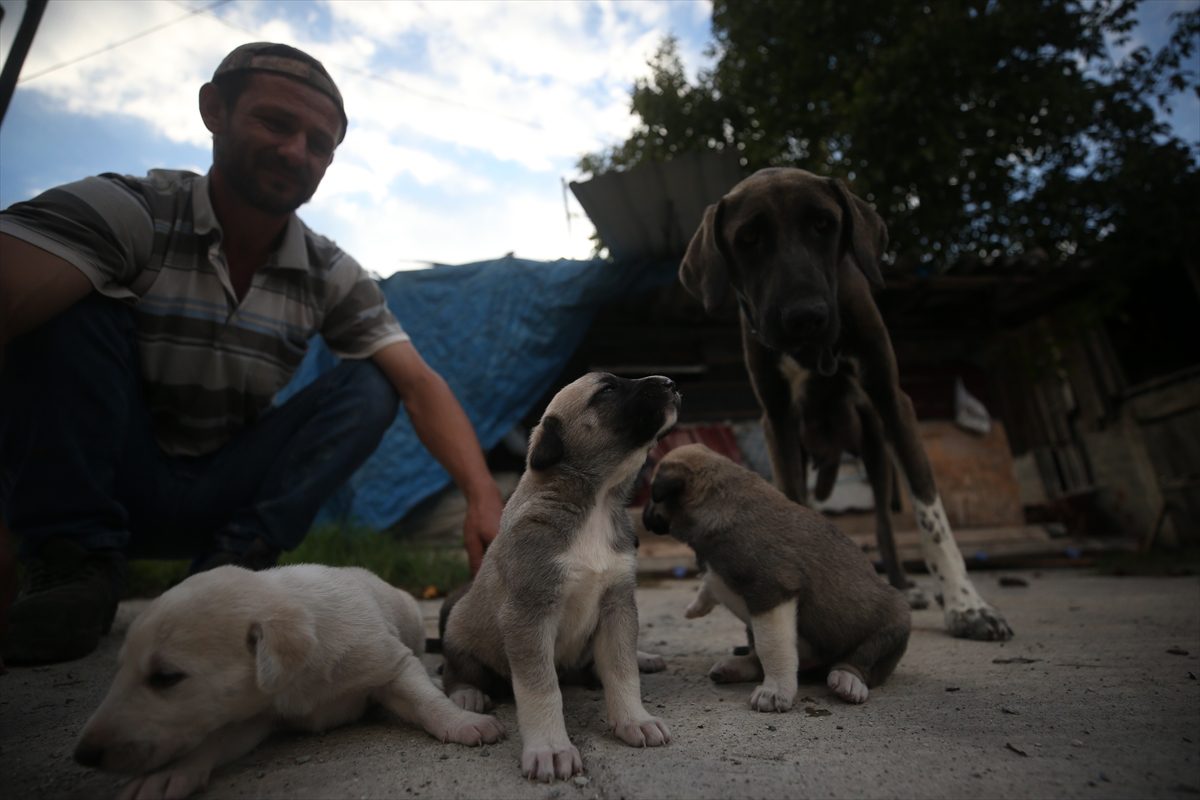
[945,602,1014,641]
[749,680,795,713]
[637,650,667,673]
[708,653,763,684]
[521,740,582,782]
[827,669,869,704]
[612,716,671,747]
[118,767,208,800]
[440,710,506,745]
[449,686,492,713]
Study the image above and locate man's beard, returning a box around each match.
[214,134,318,215]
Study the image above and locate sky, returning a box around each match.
[0,0,713,274]
[0,0,1194,277]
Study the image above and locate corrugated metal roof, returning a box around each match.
[569,151,745,261]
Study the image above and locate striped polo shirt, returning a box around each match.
[0,169,408,457]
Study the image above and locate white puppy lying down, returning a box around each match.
[75,564,505,800]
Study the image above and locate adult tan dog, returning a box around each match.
[680,167,1011,641]
[643,444,910,708]
[442,373,678,782]
[74,565,504,800]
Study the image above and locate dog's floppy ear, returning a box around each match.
[829,178,888,290]
[528,414,565,471]
[247,603,317,694]
[679,201,730,313]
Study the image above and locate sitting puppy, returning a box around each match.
[642,444,910,709]
[75,564,504,799]
[442,372,678,782]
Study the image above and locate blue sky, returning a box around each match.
[0,0,1194,276]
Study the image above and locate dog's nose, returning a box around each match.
[781,300,829,339]
[74,743,104,768]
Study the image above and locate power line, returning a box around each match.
[18,0,233,84]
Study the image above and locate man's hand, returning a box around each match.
[462,483,504,576]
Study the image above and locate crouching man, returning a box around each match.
[0,42,502,664]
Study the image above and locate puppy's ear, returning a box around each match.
[650,468,686,503]
[248,604,317,694]
[528,415,565,471]
[829,178,888,290]
[680,201,730,313]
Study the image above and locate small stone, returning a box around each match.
[294,755,311,765]
[1071,739,1084,747]
[573,776,591,787]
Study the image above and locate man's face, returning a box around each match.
[211,73,342,215]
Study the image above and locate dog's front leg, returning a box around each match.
[748,599,799,713]
[684,578,717,618]
[503,613,581,782]
[117,714,275,800]
[374,644,505,746]
[593,581,671,748]
[744,330,809,502]
[862,368,1013,641]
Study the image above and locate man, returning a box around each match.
[0,43,504,664]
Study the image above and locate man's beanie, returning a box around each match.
[212,42,348,143]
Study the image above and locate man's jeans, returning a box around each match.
[0,294,399,559]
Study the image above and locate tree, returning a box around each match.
[580,0,1200,277]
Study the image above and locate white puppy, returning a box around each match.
[75,564,504,800]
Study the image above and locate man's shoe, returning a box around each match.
[188,538,280,576]
[1,538,127,665]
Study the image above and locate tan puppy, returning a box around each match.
[643,444,910,708]
[75,564,504,800]
[442,372,678,782]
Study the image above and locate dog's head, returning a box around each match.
[680,167,888,369]
[641,443,739,544]
[526,372,681,487]
[74,566,316,775]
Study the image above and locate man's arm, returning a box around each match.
[372,340,503,575]
[0,233,93,348]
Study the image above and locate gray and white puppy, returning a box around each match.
[442,372,679,782]
[642,443,910,709]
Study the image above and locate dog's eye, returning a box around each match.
[812,213,834,234]
[595,384,616,398]
[147,670,187,690]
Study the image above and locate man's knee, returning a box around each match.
[337,359,399,435]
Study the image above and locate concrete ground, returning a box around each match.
[2,569,1198,800]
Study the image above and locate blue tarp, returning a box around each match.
[277,255,676,531]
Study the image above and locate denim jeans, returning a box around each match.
[0,294,399,559]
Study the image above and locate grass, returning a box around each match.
[125,524,471,600]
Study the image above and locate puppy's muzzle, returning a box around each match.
[642,502,669,535]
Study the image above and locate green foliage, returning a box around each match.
[280,524,470,595]
[581,0,1200,276]
[123,525,469,599]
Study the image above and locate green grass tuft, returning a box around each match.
[125,524,470,599]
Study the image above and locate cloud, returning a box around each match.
[2,0,712,272]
